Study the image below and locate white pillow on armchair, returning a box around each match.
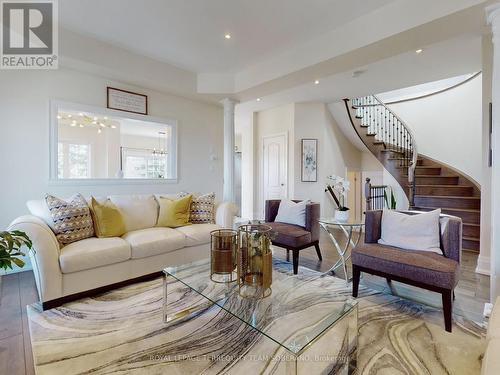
[274,199,310,227]
[378,209,442,254]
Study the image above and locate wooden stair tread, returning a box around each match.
[413,206,480,213]
[463,236,480,242]
[414,195,480,200]
[409,184,472,188]
[407,174,459,178]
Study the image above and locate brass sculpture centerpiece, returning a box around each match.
[237,224,273,299]
[210,229,238,283]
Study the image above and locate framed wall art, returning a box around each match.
[301,139,317,182]
[107,87,148,115]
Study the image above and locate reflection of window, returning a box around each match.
[58,142,91,178]
[122,147,167,179]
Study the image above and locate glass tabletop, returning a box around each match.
[164,258,357,356]
[319,217,365,226]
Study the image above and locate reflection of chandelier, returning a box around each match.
[152,131,167,156]
[57,112,118,135]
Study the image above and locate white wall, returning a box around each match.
[380,74,482,185]
[0,67,224,230]
[478,35,493,277]
[293,102,361,217]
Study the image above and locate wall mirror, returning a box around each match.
[50,101,177,183]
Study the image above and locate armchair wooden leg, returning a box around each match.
[352,265,360,298]
[441,289,453,332]
[292,250,299,275]
[314,243,322,261]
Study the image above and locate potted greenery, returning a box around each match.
[0,230,33,272]
[384,187,397,209]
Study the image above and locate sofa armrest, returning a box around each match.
[305,203,320,242]
[364,210,383,243]
[215,202,237,228]
[439,215,462,263]
[7,215,63,303]
[482,338,500,375]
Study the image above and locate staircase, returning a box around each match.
[345,95,481,253]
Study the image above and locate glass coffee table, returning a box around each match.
[163,259,358,374]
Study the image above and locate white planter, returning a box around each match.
[335,210,349,222]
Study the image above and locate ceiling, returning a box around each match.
[60,0,393,73]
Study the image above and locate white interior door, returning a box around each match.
[263,134,287,207]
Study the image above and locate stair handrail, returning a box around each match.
[351,94,418,206]
[372,94,418,187]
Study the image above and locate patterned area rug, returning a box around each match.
[27,262,486,374]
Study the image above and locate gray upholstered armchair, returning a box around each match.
[264,199,321,274]
[352,210,462,332]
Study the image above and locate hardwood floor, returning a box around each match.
[0,230,490,374]
[0,271,37,375]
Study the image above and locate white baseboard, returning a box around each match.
[484,302,494,318]
[476,254,491,276]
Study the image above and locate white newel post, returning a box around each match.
[221,98,238,203]
[487,3,500,301]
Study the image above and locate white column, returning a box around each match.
[221,98,238,203]
[487,3,500,300]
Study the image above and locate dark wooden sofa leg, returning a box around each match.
[352,265,360,298]
[314,242,322,261]
[292,250,299,274]
[442,289,453,332]
[286,249,290,261]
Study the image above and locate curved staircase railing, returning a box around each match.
[350,95,418,206]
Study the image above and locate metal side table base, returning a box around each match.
[319,219,364,283]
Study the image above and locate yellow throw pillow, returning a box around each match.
[157,195,192,228]
[90,197,126,238]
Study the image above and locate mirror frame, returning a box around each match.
[49,100,178,185]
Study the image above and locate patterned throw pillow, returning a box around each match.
[45,193,95,245]
[180,192,216,224]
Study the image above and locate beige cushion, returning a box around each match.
[59,237,131,274]
[482,338,500,375]
[175,223,221,247]
[122,227,186,259]
[108,195,159,232]
[487,297,500,341]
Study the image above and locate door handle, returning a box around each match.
[280,183,285,186]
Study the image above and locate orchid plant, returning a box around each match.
[326,175,350,211]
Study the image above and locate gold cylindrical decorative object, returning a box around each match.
[237,224,273,299]
[210,229,237,283]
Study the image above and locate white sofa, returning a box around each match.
[483,298,500,375]
[8,194,236,309]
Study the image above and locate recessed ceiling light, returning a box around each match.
[256,98,261,102]
[224,33,231,39]
[415,49,423,54]
[314,80,320,85]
